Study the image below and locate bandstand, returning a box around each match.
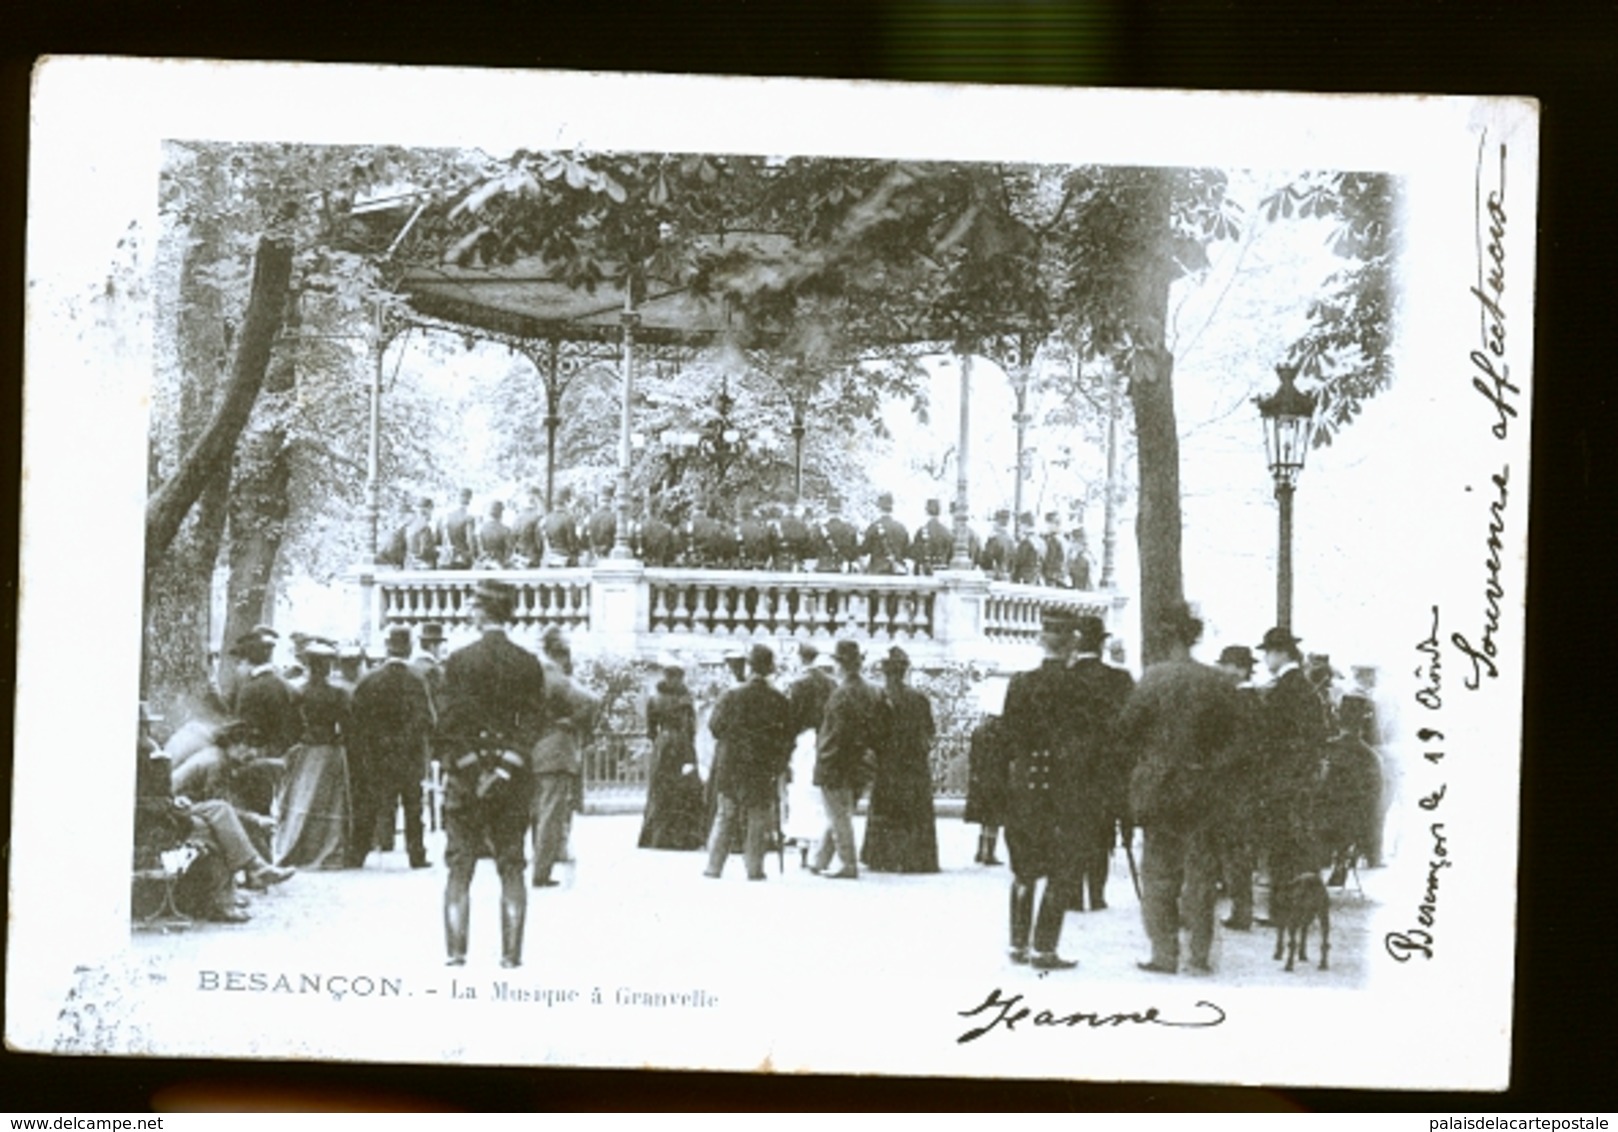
[344,222,1127,800]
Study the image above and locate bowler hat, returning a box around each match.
[876,492,894,510]
[230,630,274,659]
[1074,614,1109,648]
[748,643,777,676]
[657,650,686,673]
[833,639,863,668]
[385,625,413,653]
[419,622,446,644]
[1154,601,1204,646]
[304,640,338,661]
[1218,645,1258,672]
[880,645,911,674]
[1257,626,1302,652]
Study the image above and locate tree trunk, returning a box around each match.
[144,233,293,569]
[1126,172,1187,667]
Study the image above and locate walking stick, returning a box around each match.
[1121,821,1143,901]
[773,778,786,875]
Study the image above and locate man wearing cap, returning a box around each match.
[811,640,885,879]
[704,644,793,881]
[910,499,954,576]
[1066,614,1137,913]
[820,498,860,574]
[1040,513,1068,588]
[1213,645,1266,931]
[350,625,436,870]
[1066,527,1094,591]
[978,510,1015,580]
[1253,626,1331,924]
[405,497,441,570]
[439,489,476,570]
[512,487,546,568]
[998,609,1088,969]
[529,629,601,887]
[1118,603,1241,974]
[862,492,910,575]
[435,579,549,968]
[541,488,582,568]
[1011,512,1043,585]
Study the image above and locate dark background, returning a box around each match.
[3,0,1614,1113]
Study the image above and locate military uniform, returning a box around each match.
[911,502,954,575]
[775,511,812,570]
[820,512,860,572]
[737,513,777,570]
[862,499,910,575]
[512,497,545,567]
[475,507,513,568]
[638,513,679,567]
[405,504,440,569]
[436,590,548,967]
[978,516,1015,580]
[439,495,476,569]
[541,505,581,567]
[586,500,618,560]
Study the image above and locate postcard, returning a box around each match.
[10,58,1536,1090]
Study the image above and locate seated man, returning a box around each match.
[136,712,294,923]
[171,719,281,862]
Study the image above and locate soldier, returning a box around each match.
[350,626,435,871]
[997,609,1085,969]
[1119,602,1243,974]
[978,509,1015,580]
[541,488,582,567]
[862,491,910,575]
[1011,511,1043,584]
[638,500,679,567]
[775,504,813,572]
[512,487,546,568]
[474,500,513,568]
[439,488,476,570]
[1040,512,1068,588]
[435,580,549,968]
[404,497,440,570]
[1066,615,1137,913]
[586,486,618,561]
[910,498,953,575]
[820,498,860,573]
[1066,526,1094,590]
[737,503,778,570]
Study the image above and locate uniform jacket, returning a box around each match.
[541,509,580,564]
[586,507,618,558]
[1118,658,1241,829]
[638,515,679,566]
[978,529,1015,578]
[435,628,549,804]
[737,518,776,568]
[475,516,513,567]
[440,506,475,567]
[814,675,887,790]
[999,658,1088,833]
[775,514,812,567]
[821,517,860,570]
[708,676,793,805]
[862,514,910,574]
[350,658,434,769]
[513,507,544,564]
[405,516,440,567]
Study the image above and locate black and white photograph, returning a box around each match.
[11,60,1536,1091]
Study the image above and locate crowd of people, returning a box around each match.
[135,579,1388,977]
[965,605,1388,973]
[378,484,1096,586]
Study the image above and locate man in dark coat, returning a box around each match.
[810,640,885,879]
[997,609,1088,969]
[1066,615,1138,913]
[1118,603,1241,974]
[703,644,793,881]
[404,497,441,570]
[512,487,546,567]
[1254,626,1331,919]
[910,498,954,575]
[231,630,299,815]
[350,625,436,870]
[1214,645,1267,931]
[820,498,860,573]
[1011,511,1043,584]
[1040,513,1068,588]
[435,579,548,968]
[586,486,618,561]
[950,499,982,568]
[638,502,679,567]
[978,509,1015,580]
[541,489,582,567]
[775,505,813,571]
[1066,526,1094,590]
[439,488,476,569]
[474,500,513,568]
[862,492,910,575]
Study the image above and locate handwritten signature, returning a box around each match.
[1469,135,1518,441]
[956,988,1226,1044]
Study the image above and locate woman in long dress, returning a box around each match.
[638,658,707,850]
[272,643,352,869]
[861,646,941,873]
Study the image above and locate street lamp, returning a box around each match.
[1255,363,1319,632]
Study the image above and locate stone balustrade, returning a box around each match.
[358,562,1123,667]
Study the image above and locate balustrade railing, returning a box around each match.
[645,569,938,642]
[377,569,592,633]
[983,583,1109,643]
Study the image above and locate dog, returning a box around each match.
[1272,870,1331,972]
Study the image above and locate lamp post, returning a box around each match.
[1010,364,1033,543]
[1255,364,1318,631]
